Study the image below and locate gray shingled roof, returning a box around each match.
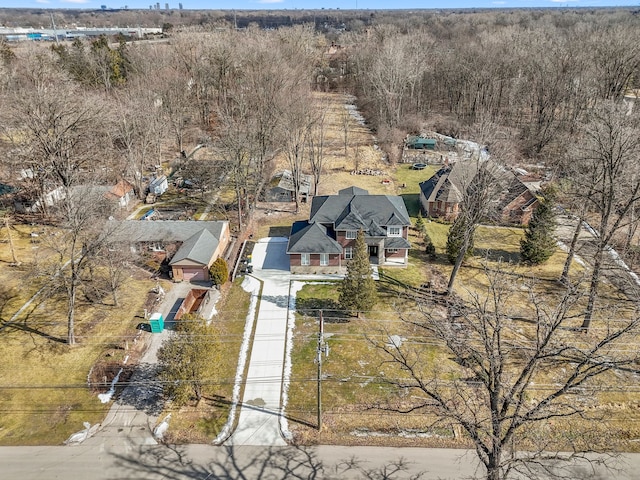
[309,189,410,230]
[419,160,533,211]
[108,220,227,244]
[169,229,217,266]
[287,221,343,254]
[384,237,411,249]
[339,186,369,196]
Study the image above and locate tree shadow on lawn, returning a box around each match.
[473,247,521,264]
[400,193,420,217]
[295,297,345,322]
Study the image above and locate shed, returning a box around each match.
[149,175,168,195]
[266,170,312,203]
[407,136,437,150]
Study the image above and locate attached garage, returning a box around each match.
[180,267,208,282]
[169,229,219,283]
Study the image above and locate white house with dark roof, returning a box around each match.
[286,186,411,274]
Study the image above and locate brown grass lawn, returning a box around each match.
[0,266,161,445]
[158,280,252,444]
[0,218,174,445]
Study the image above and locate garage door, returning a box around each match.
[182,268,207,282]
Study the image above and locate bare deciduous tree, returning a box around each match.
[445,155,503,294]
[563,101,640,331]
[375,265,640,480]
[38,188,119,344]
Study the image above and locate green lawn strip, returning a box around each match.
[160,281,251,443]
[0,275,157,445]
[393,164,439,196]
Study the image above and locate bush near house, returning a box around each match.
[209,258,228,286]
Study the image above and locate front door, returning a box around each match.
[368,245,378,257]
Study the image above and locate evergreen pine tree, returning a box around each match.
[415,212,427,236]
[446,216,475,264]
[339,230,377,316]
[209,257,228,286]
[520,193,557,265]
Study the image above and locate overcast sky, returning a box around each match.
[1,0,638,10]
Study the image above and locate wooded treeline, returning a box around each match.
[1,8,639,228]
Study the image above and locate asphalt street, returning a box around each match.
[4,443,640,479]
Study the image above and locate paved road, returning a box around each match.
[4,443,640,479]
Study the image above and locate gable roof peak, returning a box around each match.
[338,186,369,196]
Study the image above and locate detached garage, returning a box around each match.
[170,229,219,282]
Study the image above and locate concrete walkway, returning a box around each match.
[227,237,291,446]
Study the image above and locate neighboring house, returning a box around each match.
[14,185,65,213]
[105,179,135,209]
[169,229,220,282]
[266,170,312,203]
[109,220,231,281]
[287,186,411,274]
[418,161,538,225]
[148,175,168,195]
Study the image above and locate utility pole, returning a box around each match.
[4,217,18,264]
[50,13,59,45]
[317,310,326,431]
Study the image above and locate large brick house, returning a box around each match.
[287,186,411,274]
[418,160,538,225]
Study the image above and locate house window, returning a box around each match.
[387,248,398,254]
[387,226,402,237]
[345,230,357,239]
[320,253,329,266]
[151,242,164,252]
[301,253,310,266]
[344,246,353,260]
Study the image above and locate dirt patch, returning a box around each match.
[87,331,151,395]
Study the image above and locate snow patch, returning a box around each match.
[386,335,405,348]
[213,275,261,444]
[64,422,100,445]
[556,241,586,267]
[98,367,123,404]
[154,413,171,440]
[280,280,307,442]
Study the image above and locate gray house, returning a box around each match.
[108,220,231,282]
[287,186,411,274]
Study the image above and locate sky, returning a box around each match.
[1,0,639,10]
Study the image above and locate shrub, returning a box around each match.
[209,258,228,286]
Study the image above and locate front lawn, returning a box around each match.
[157,280,251,443]
[0,271,158,445]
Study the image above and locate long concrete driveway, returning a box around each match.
[227,237,291,446]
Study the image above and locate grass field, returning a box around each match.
[0,271,160,445]
[158,280,251,443]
